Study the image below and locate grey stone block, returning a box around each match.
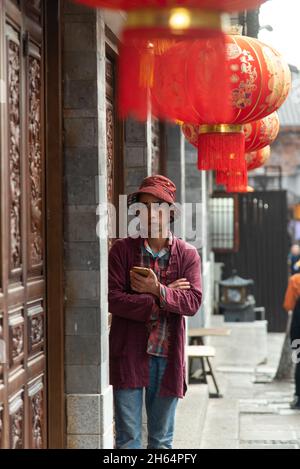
[64,175,96,205]
[64,242,99,271]
[64,148,98,177]
[65,335,100,365]
[64,52,97,81]
[125,147,147,168]
[166,124,181,147]
[126,168,148,187]
[65,270,100,301]
[125,119,146,143]
[64,80,97,110]
[185,188,202,205]
[65,365,100,394]
[67,434,101,449]
[125,185,138,196]
[64,0,94,15]
[64,118,97,147]
[185,149,197,164]
[64,205,98,242]
[185,164,201,180]
[166,163,181,194]
[67,394,100,434]
[64,22,96,52]
[66,307,99,336]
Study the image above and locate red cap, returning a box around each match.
[128,175,176,206]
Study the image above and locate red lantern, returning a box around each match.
[246,145,271,171]
[152,38,232,124]
[73,1,268,120]
[164,35,291,171]
[197,35,290,172]
[244,112,279,153]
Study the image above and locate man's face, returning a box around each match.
[138,193,171,238]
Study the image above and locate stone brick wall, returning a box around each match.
[63,1,113,449]
[62,2,157,448]
[124,118,149,195]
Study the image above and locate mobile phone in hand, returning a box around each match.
[131,266,150,277]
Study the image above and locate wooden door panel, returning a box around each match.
[7,23,23,282]
[0,0,46,448]
[9,389,24,448]
[26,37,44,277]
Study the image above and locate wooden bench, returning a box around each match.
[186,345,220,398]
[187,327,231,398]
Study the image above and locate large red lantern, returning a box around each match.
[73,1,268,120]
[246,145,271,171]
[244,112,279,153]
[155,34,290,172]
[152,38,232,124]
[197,35,290,172]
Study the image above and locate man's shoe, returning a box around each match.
[290,397,300,409]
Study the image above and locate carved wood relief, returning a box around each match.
[9,390,24,449]
[8,38,22,272]
[28,378,43,448]
[106,58,115,250]
[28,54,43,268]
[106,104,114,248]
[2,0,47,449]
[8,309,24,368]
[106,105,114,209]
[27,302,44,355]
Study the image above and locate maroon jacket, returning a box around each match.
[108,235,202,398]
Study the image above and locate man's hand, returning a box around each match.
[130,270,191,298]
[130,269,160,297]
[167,278,190,290]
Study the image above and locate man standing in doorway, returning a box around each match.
[108,175,202,449]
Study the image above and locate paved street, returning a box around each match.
[174,327,300,449]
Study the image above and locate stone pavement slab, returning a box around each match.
[198,320,300,450]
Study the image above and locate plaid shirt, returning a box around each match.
[140,235,172,357]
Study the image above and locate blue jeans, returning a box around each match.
[114,356,178,449]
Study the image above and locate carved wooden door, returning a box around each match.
[0,0,46,448]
